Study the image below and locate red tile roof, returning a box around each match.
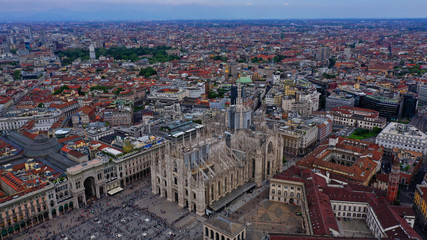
[297,137,382,184]
[273,165,420,239]
[376,173,389,183]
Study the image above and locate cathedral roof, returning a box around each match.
[204,214,245,237]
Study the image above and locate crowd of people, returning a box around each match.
[7,180,190,240]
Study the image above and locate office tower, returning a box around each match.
[317,46,330,61]
[325,94,355,111]
[418,84,427,106]
[359,95,401,120]
[400,94,418,119]
[89,44,96,60]
[28,26,33,42]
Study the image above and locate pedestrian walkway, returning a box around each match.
[229,184,269,212]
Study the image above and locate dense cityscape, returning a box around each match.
[0,18,426,240]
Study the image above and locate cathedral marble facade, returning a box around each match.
[151,125,283,215]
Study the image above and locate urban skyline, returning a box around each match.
[0,4,426,240]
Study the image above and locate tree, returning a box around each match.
[217,88,228,98]
[13,70,21,80]
[273,55,285,63]
[56,48,90,65]
[123,140,134,153]
[139,67,157,78]
[77,87,84,96]
[53,85,70,95]
[212,55,227,61]
[251,57,261,63]
[322,73,336,79]
[113,87,124,95]
[328,58,337,68]
[90,85,108,93]
[410,65,422,75]
[372,127,382,134]
[38,103,45,108]
[399,59,405,66]
[61,85,69,91]
[208,90,219,99]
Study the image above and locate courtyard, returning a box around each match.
[245,200,304,235]
[337,218,374,238]
[226,189,305,240]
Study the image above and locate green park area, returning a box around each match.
[348,127,382,140]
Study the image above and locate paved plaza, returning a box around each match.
[337,218,374,238]
[11,179,203,240]
[225,188,304,240]
[245,200,304,235]
[6,178,285,240]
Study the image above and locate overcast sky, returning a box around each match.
[0,0,426,21]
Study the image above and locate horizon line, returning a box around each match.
[1,17,427,24]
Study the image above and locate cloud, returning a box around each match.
[0,0,255,6]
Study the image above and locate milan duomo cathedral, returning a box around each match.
[151,84,283,215]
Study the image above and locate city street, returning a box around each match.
[400,157,427,206]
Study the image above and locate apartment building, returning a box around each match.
[270,166,419,239]
[278,118,318,156]
[330,106,387,130]
[376,123,427,156]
